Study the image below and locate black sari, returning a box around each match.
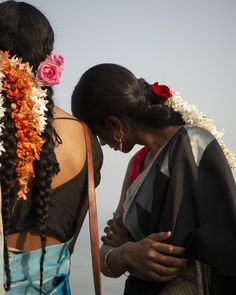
[123,126,236,295]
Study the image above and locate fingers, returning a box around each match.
[101,235,118,247]
[142,246,187,271]
[107,218,124,233]
[103,226,114,238]
[151,263,179,276]
[102,226,115,246]
[148,231,172,242]
[103,212,125,236]
[148,232,186,256]
[107,220,121,234]
[133,260,182,281]
[152,241,186,256]
[113,214,125,228]
[154,252,187,268]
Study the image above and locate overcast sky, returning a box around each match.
[24,1,236,293]
[28,0,236,208]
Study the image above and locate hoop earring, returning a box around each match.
[114,130,124,151]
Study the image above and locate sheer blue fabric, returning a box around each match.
[5,240,72,294]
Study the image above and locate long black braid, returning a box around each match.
[0,101,17,290]
[0,89,59,293]
[34,88,59,294]
[0,1,58,293]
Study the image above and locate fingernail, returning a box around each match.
[160,231,171,236]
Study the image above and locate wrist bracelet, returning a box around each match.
[104,248,114,275]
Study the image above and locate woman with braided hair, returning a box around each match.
[0,1,102,294]
[72,63,236,295]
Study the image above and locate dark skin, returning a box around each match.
[6,106,88,252]
[102,214,187,281]
[99,116,188,281]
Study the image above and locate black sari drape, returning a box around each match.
[124,126,236,295]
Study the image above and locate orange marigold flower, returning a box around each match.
[0,50,45,200]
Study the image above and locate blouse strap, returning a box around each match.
[54,116,82,122]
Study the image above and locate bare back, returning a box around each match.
[6,105,87,251]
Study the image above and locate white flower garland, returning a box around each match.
[0,72,6,161]
[166,90,236,169]
[31,84,48,133]
[8,56,48,134]
[0,54,48,170]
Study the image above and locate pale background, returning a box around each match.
[24,0,236,294]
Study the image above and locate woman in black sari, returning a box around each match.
[71,63,236,295]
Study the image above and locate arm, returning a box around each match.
[100,157,133,276]
[100,157,187,281]
[101,231,186,281]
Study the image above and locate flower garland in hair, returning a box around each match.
[0,50,64,200]
[0,71,6,162]
[151,82,236,169]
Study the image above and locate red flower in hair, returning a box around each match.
[151,82,172,101]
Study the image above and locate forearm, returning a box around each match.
[100,244,128,278]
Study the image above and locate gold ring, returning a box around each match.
[107,230,114,238]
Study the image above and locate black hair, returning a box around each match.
[0,1,54,69]
[0,1,58,294]
[71,63,184,129]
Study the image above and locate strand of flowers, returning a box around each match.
[166,90,236,169]
[31,83,48,132]
[0,50,48,200]
[0,71,6,162]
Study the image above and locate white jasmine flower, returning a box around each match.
[165,90,236,169]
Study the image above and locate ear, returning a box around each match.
[105,116,123,132]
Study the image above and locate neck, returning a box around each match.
[133,124,182,155]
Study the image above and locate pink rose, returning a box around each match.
[37,50,64,86]
[37,60,61,87]
[50,50,64,72]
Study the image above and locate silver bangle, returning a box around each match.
[104,248,114,275]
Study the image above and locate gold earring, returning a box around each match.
[114,130,124,151]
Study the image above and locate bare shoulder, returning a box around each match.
[51,105,86,189]
[53,105,84,136]
[53,105,75,118]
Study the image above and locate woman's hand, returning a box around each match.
[119,231,187,282]
[101,213,134,247]
[101,215,187,282]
